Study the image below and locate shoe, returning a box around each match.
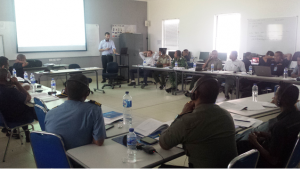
[101,80,106,83]
[165,87,174,93]
[225,95,230,100]
[128,82,136,86]
[159,85,165,90]
[141,84,148,89]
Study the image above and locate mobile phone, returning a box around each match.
[140,136,158,145]
[35,90,43,93]
[105,124,114,130]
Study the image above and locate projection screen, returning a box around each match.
[14,0,86,52]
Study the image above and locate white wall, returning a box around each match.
[147,0,300,60]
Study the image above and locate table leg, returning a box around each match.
[94,70,105,94]
[181,71,184,92]
[236,76,240,99]
[137,67,140,85]
[65,74,68,82]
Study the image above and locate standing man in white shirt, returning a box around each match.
[128,50,158,89]
[223,51,246,100]
[98,32,118,83]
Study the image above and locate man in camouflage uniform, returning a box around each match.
[166,50,187,93]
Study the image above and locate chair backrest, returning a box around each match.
[30,131,71,168]
[34,98,48,131]
[107,62,118,73]
[69,64,80,69]
[285,132,300,168]
[228,149,259,168]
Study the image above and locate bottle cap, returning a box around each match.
[126,91,129,94]
[254,83,257,85]
[52,78,54,80]
[129,128,134,132]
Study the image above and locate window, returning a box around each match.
[162,19,180,51]
[214,13,241,59]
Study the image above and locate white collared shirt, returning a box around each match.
[139,52,158,65]
[98,39,116,55]
[224,59,246,72]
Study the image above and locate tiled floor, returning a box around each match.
[0,77,227,168]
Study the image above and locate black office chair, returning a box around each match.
[102,62,121,89]
[67,64,93,94]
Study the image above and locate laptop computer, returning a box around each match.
[254,66,274,77]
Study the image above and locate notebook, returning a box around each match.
[103,111,123,125]
[135,118,173,136]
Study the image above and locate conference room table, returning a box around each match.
[24,64,69,71]
[34,67,104,93]
[133,65,300,98]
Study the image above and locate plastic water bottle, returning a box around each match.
[249,65,253,75]
[143,59,147,66]
[284,67,288,78]
[24,71,28,80]
[30,73,36,92]
[51,78,56,92]
[193,61,196,68]
[175,61,178,67]
[127,128,137,163]
[12,68,17,77]
[211,63,214,72]
[123,91,132,125]
[252,83,258,102]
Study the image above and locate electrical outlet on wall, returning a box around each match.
[56,59,61,61]
[49,59,53,61]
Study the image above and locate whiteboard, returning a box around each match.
[0,35,3,56]
[0,21,100,60]
[247,16,298,54]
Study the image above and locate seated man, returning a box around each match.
[186,50,223,97]
[45,74,106,150]
[291,55,300,78]
[259,51,274,66]
[283,53,292,68]
[159,76,237,168]
[236,82,300,168]
[243,52,252,72]
[153,49,171,90]
[166,50,187,93]
[13,54,29,78]
[0,56,30,90]
[0,68,35,142]
[182,49,190,61]
[223,51,246,100]
[269,51,289,76]
[128,50,157,89]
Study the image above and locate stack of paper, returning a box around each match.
[103,111,123,125]
[31,93,59,102]
[135,118,172,136]
[219,101,266,111]
[231,114,263,128]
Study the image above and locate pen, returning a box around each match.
[234,119,250,123]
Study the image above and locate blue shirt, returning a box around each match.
[98,39,116,55]
[45,100,106,150]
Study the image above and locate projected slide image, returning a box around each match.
[14,0,86,52]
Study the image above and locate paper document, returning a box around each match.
[135,118,170,136]
[231,114,263,128]
[259,102,277,108]
[31,93,59,102]
[218,102,246,111]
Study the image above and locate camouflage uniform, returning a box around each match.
[169,57,187,88]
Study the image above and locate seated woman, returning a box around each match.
[0,68,36,142]
[166,50,187,93]
[236,82,300,168]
